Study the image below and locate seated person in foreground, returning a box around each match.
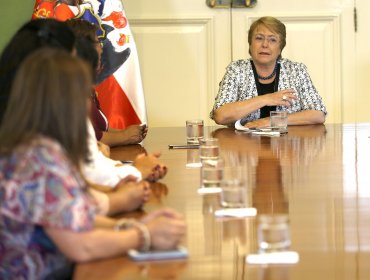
[0,19,162,217]
[0,19,167,188]
[66,19,147,147]
[0,48,185,279]
[210,16,327,128]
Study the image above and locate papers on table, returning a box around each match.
[235,119,281,137]
[235,119,250,132]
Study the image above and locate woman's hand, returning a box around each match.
[142,208,186,250]
[117,179,151,204]
[133,152,168,182]
[261,88,297,107]
[107,178,151,214]
[121,124,148,144]
[103,124,148,146]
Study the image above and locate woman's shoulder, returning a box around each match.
[1,136,71,180]
[225,59,252,74]
[29,135,65,151]
[25,136,69,165]
[228,59,252,68]
[279,58,307,70]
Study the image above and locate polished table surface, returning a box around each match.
[74,124,370,280]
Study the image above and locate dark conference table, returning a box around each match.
[74,124,370,280]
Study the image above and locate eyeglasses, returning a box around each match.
[254,34,279,45]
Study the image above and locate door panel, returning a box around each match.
[132,18,216,126]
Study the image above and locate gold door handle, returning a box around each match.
[206,0,257,8]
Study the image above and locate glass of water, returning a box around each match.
[200,159,224,188]
[257,214,291,253]
[270,111,288,133]
[199,138,219,161]
[220,179,247,208]
[186,119,204,144]
[186,149,201,168]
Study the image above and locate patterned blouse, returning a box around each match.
[0,136,96,279]
[210,58,327,124]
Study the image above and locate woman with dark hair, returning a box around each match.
[0,48,186,279]
[66,18,148,146]
[0,18,75,124]
[64,19,167,188]
[0,18,148,216]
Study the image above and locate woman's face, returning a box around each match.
[249,25,281,67]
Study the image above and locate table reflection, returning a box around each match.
[211,126,327,279]
[212,125,327,214]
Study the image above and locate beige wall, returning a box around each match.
[0,1,35,52]
[355,0,370,123]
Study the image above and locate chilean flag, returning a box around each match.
[32,0,147,129]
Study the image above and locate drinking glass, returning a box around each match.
[186,149,201,168]
[200,159,224,188]
[186,119,204,144]
[270,111,288,133]
[220,179,247,208]
[199,138,219,161]
[257,214,291,253]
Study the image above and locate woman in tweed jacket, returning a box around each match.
[211,16,327,128]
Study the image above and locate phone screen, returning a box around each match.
[128,247,188,262]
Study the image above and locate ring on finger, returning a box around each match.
[282,95,287,101]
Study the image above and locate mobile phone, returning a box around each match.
[128,247,188,262]
[168,144,200,149]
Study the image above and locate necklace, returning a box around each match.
[257,63,277,80]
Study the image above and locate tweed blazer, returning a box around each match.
[210,58,327,124]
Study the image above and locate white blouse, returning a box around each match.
[83,120,142,187]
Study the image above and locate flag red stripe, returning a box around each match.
[96,75,141,129]
[32,1,74,20]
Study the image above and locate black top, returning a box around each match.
[251,61,281,119]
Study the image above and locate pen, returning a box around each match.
[168,144,200,149]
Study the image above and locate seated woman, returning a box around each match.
[64,19,166,185]
[0,19,164,217]
[210,16,327,128]
[66,19,147,147]
[0,19,167,187]
[0,48,186,279]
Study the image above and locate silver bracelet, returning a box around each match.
[114,218,151,252]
